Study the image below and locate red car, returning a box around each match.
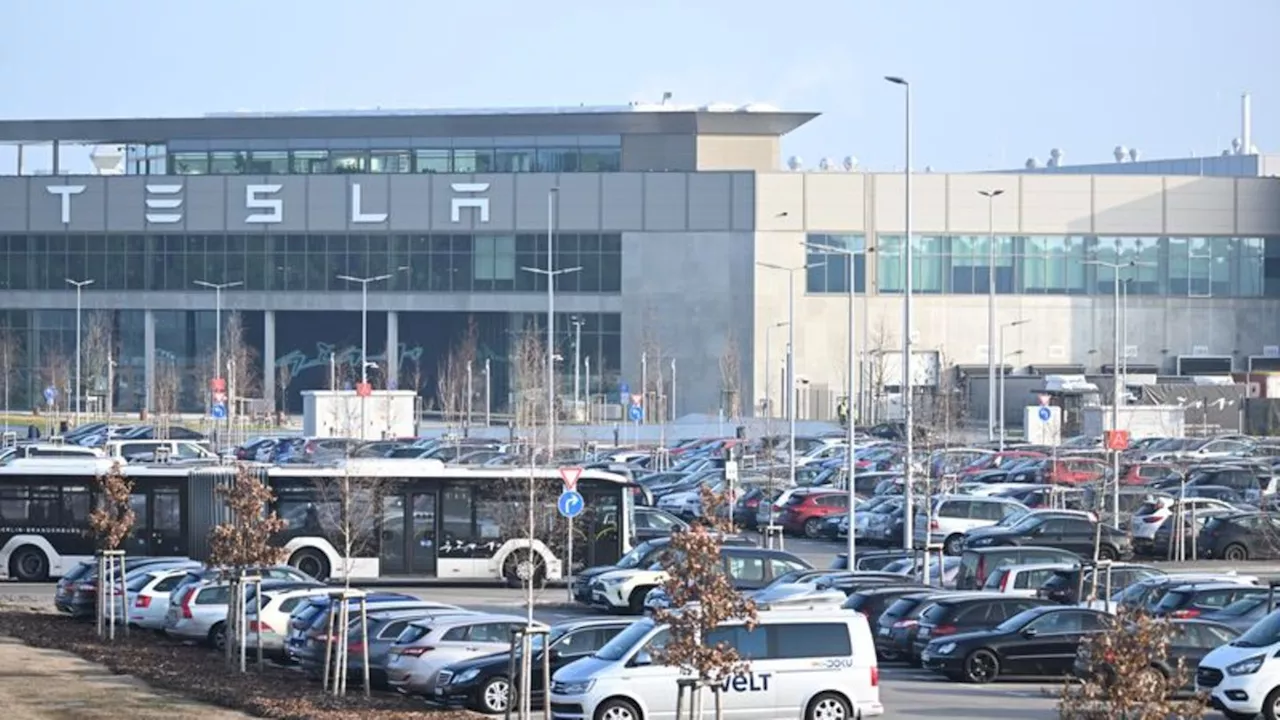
[777,489,850,537]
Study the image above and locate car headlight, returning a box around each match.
[451,667,481,684]
[553,679,595,696]
[936,642,957,656]
[1228,655,1265,676]
[601,576,627,587]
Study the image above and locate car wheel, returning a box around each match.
[9,546,49,582]
[803,518,823,538]
[943,534,963,556]
[594,697,642,720]
[1097,545,1118,561]
[627,587,651,615]
[805,691,852,720]
[208,622,227,651]
[1263,686,1280,720]
[477,676,511,714]
[1224,543,1249,562]
[963,649,1000,684]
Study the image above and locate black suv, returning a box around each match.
[962,514,1132,560]
[910,594,1053,661]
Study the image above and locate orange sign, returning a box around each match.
[1104,430,1130,451]
[356,382,373,398]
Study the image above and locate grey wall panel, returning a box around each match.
[268,176,309,232]
[107,176,147,232]
[513,173,561,231]
[643,174,688,231]
[226,176,267,231]
[430,173,470,231]
[731,173,755,231]
[600,173,644,231]
[554,173,602,231]
[687,173,732,231]
[68,178,106,232]
[185,176,226,232]
[29,178,97,232]
[388,174,433,231]
[305,175,346,231]
[0,178,27,231]
[344,175,390,232]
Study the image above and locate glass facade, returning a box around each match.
[805,234,868,293]
[0,233,622,294]
[0,309,622,414]
[872,235,1274,297]
[161,137,622,176]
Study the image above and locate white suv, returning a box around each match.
[914,494,1026,555]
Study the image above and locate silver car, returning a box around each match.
[164,578,322,650]
[386,613,538,696]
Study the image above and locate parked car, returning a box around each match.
[1036,564,1163,605]
[1151,582,1269,619]
[873,590,955,662]
[295,604,471,686]
[776,488,850,537]
[960,513,1132,560]
[1111,573,1260,614]
[434,619,633,713]
[570,535,756,605]
[842,585,930,623]
[165,578,322,650]
[1075,619,1240,692]
[981,562,1077,597]
[914,494,1026,556]
[1201,594,1276,633]
[954,546,1083,590]
[385,613,537,696]
[1197,511,1280,561]
[921,605,1113,683]
[911,593,1053,662]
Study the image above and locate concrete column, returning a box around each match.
[144,310,156,413]
[262,310,276,410]
[386,311,399,388]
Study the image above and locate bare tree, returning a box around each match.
[510,325,547,444]
[436,319,478,429]
[927,353,966,443]
[1059,608,1207,719]
[41,348,71,415]
[654,486,759,720]
[81,311,115,419]
[310,469,383,586]
[640,305,666,423]
[865,318,896,425]
[153,359,182,439]
[275,361,293,420]
[0,326,22,418]
[223,311,260,419]
[719,330,742,420]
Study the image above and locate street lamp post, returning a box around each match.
[520,187,581,460]
[65,278,95,423]
[336,274,393,440]
[571,316,585,417]
[800,239,862,563]
[1084,259,1151,525]
[978,189,1004,441]
[998,319,1031,449]
[193,279,243,430]
[483,358,492,427]
[764,321,789,418]
[885,74,914,553]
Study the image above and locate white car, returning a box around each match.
[588,566,670,613]
[123,564,203,629]
[913,494,1026,555]
[981,562,1076,597]
[1130,496,1239,549]
[243,586,336,657]
[1196,609,1280,719]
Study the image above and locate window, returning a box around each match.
[1020,236,1087,293]
[876,235,945,293]
[414,150,451,173]
[536,148,578,172]
[292,151,329,174]
[441,626,468,642]
[470,623,519,643]
[1026,610,1084,634]
[370,151,411,173]
[330,151,367,173]
[495,149,534,172]
[725,555,766,583]
[153,574,184,592]
[247,151,289,174]
[209,152,245,174]
[770,558,807,577]
[379,620,411,639]
[196,586,230,604]
[771,623,852,658]
[705,625,769,660]
[62,485,91,524]
[153,489,182,532]
[938,501,972,518]
[579,148,621,172]
[441,486,473,543]
[805,234,866,293]
[453,148,494,173]
[473,235,516,284]
[950,235,1014,293]
[171,152,209,175]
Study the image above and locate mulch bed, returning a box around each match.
[0,608,476,720]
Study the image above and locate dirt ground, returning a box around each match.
[0,636,251,720]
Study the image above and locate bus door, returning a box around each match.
[125,483,186,558]
[378,490,437,576]
[580,487,622,567]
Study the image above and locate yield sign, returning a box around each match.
[559,466,583,492]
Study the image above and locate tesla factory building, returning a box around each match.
[0,104,1278,421]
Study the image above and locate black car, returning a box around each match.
[829,549,914,572]
[816,571,919,596]
[1073,619,1240,692]
[1151,582,1268,619]
[911,594,1053,660]
[1197,511,1280,561]
[434,619,632,713]
[962,513,1133,560]
[921,605,1113,683]
[570,534,756,603]
[1112,574,1257,614]
[843,584,929,623]
[873,590,954,663]
[1036,564,1163,605]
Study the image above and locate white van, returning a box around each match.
[549,605,883,720]
[1196,607,1280,719]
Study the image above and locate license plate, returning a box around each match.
[921,652,932,663]
[879,627,890,636]
[435,688,444,696]
[919,628,931,638]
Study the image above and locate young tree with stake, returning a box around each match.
[87,461,135,640]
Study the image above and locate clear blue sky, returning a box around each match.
[2,0,1276,171]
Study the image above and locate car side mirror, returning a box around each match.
[630,650,654,667]
[1022,627,1038,638]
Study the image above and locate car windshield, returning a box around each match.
[1010,515,1046,532]
[1218,595,1267,617]
[593,619,656,661]
[996,607,1046,633]
[996,507,1031,527]
[616,542,656,570]
[1235,609,1280,648]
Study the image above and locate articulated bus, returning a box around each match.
[0,458,634,583]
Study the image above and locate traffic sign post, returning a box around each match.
[559,466,584,601]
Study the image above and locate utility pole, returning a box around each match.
[65,278,94,425]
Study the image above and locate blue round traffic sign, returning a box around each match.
[1038,406,1051,422]
[211,403,227,419]
[558,490,585,519]
[628,404,643,422]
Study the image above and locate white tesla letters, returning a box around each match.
[35,179,498,226]
[144,184,184,224]
[350,183,388,223]
[245,184,283,223]
[46,185,86,224]
[450,182,491,222]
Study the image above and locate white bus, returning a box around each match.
[0,458,635,584]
